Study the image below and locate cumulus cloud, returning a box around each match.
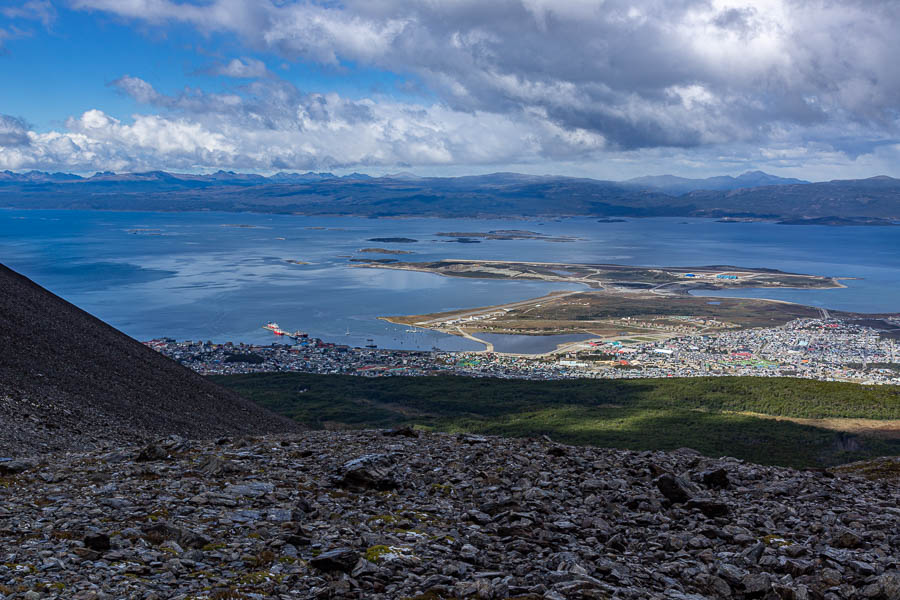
[0,77,608,172]
[70,0,900,152]
[3,0,898,176]
[0,115,32,147]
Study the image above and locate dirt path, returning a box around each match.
[454,327,494,353]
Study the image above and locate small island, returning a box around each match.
[443,237,481,243]
[435,230,578,242]
[357,248,415,255]
[349,258,398,264]
[367,237,418,243]
[777,216,898,226]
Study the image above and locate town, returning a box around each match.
[146,317,900,385]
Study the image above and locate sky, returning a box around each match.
[1,0,899,180]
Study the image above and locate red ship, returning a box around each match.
[263,322,307,339]
[263,322,286,335]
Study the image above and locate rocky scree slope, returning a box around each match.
[0,264,298,456]
[1,430,898,599]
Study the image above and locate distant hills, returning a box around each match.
[0,169,897,223]
[625,170,810,195]
[0,264,299,455]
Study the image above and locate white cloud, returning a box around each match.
[0,115,32,147]
[0,78,610,173]
[2,1,898,177]
[70,0,900,152]
[212,57,270,78]
[2,70,899,178]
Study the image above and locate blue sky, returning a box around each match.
[1,5,422,129]
[2,0,900,180]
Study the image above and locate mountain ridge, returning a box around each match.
[0,170,897,222]
[625,170,810,195]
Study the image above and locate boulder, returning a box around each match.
[83,532,111,553]
[655,473,694,504]
[310,547,359,573]
[334,454,398,491]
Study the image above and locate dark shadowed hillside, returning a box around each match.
[0,264,298,456]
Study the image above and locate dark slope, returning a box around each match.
[0,264,299,456]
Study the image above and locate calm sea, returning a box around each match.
[1,209,897,351]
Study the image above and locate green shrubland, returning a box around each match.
[212,374,900,469]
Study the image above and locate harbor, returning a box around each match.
[147,316,900,386]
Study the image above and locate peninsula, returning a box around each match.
[361,259,859,347]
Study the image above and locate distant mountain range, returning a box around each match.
[625,170,810,195]
[0,169,373,185]
[0,169,897,223]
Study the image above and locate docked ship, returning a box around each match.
[263,322,286,336]
[263,322,308,340]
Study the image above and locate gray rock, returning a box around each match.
[832,528,863,549]
[334,454,398,490]
[879,571,900,599]
[700,468,729,488]
[83,532,111,553]
[655,473,694,504]
[309,547,359,573]
[742,572,771,596]
[686,498,730,517]
[1,429,899,600]
[0,458,36,474]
